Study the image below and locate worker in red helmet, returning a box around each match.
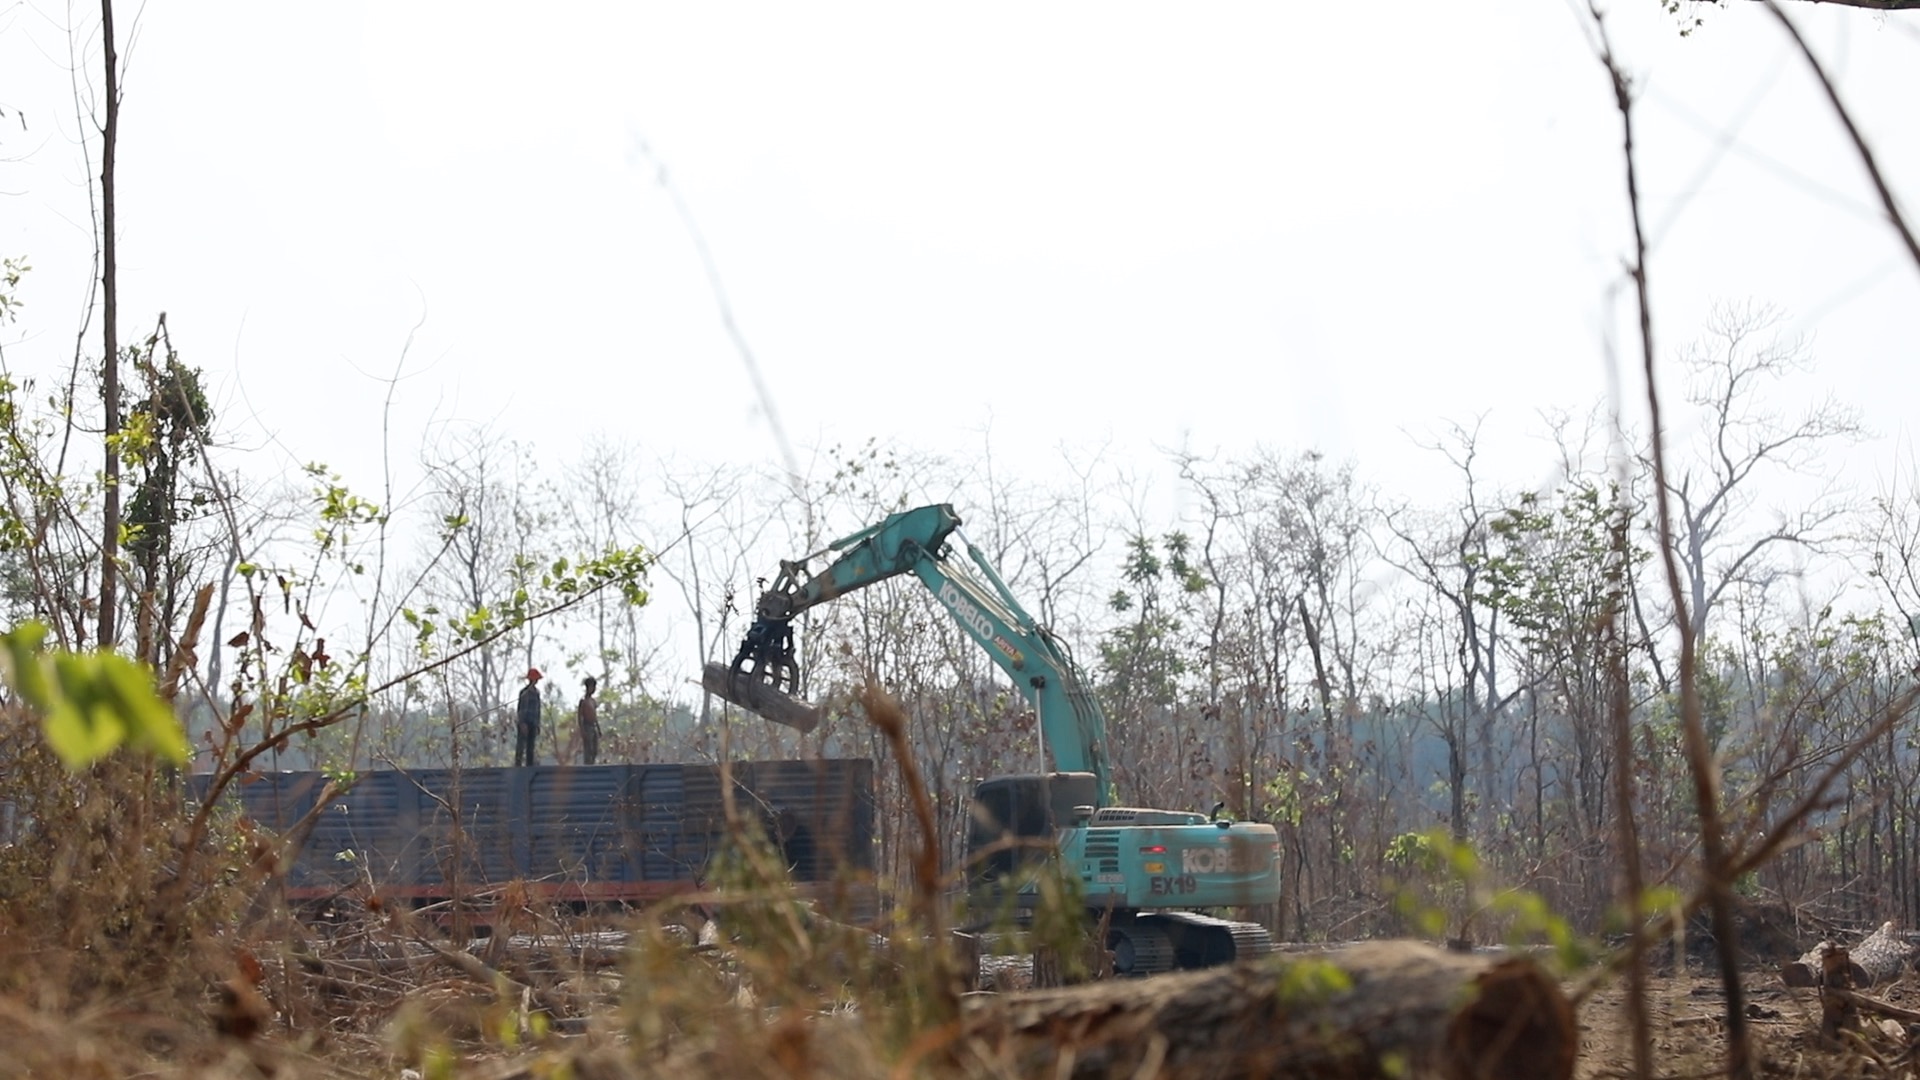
[515,667,543,767]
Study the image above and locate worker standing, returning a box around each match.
[515,668,543,767]
[577,676,600,765]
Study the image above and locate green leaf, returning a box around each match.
[0,622,188,769]
[0,621,57,709]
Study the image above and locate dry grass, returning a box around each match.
[8,693,1918,1080]
[0,695,1023,1079]
[1579,971,1920,1080]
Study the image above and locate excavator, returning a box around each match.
[702,503,1279,975]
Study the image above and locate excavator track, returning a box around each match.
[1105,919,1177,976]
[1140,910,1275,970]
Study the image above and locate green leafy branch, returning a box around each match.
[191,539,650,832]
[0,256,26,325]
[1384,828,1595,971]
[398,545,651,656]
[307,462,386,563]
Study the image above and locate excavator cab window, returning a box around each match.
[966,772,1097,884]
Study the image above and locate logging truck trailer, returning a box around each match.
[192,759,878,920]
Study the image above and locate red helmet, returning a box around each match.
[527,668,543,682]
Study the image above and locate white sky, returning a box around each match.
[3,1,1918,529]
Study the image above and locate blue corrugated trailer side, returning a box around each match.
[194,759,875,911]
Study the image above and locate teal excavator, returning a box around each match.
[703,503,1279,975]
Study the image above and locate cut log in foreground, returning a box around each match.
[959,940,1576,1080]
[1782,921,1911,989]
[700,662,822,733]
[1783,940,1841,988]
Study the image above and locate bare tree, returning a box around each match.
[1646,303,1861,673]
[1383,421,1511,844]
[969,429,1112,638]
[1865,459,1920,671]
[650,457,761,736]
[415,424,550,765]
[558,437,671,698]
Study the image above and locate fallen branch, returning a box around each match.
[388,906,567,1021]
[1831,986,1920,1027]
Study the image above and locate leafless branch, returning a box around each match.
[1764,0,1920,276]
[1587,3,1753,1075]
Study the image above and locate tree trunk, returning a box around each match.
[961,940,1576,1080]
[1853,921,1912,986]
[1784,922,1912,989]
[1781,940,1838,989]
[97,0,122,648]
[702,662,821,733]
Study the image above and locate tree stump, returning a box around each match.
[960,940,1576,1080]
[1821,943,1858,1039]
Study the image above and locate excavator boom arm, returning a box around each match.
[726,503,1112,799]
[770,504,962,615]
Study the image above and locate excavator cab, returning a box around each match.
[965,772,1098,884]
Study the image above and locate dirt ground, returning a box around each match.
[1577,969,1919,1079]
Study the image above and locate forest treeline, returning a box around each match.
[5,245,1913,944]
